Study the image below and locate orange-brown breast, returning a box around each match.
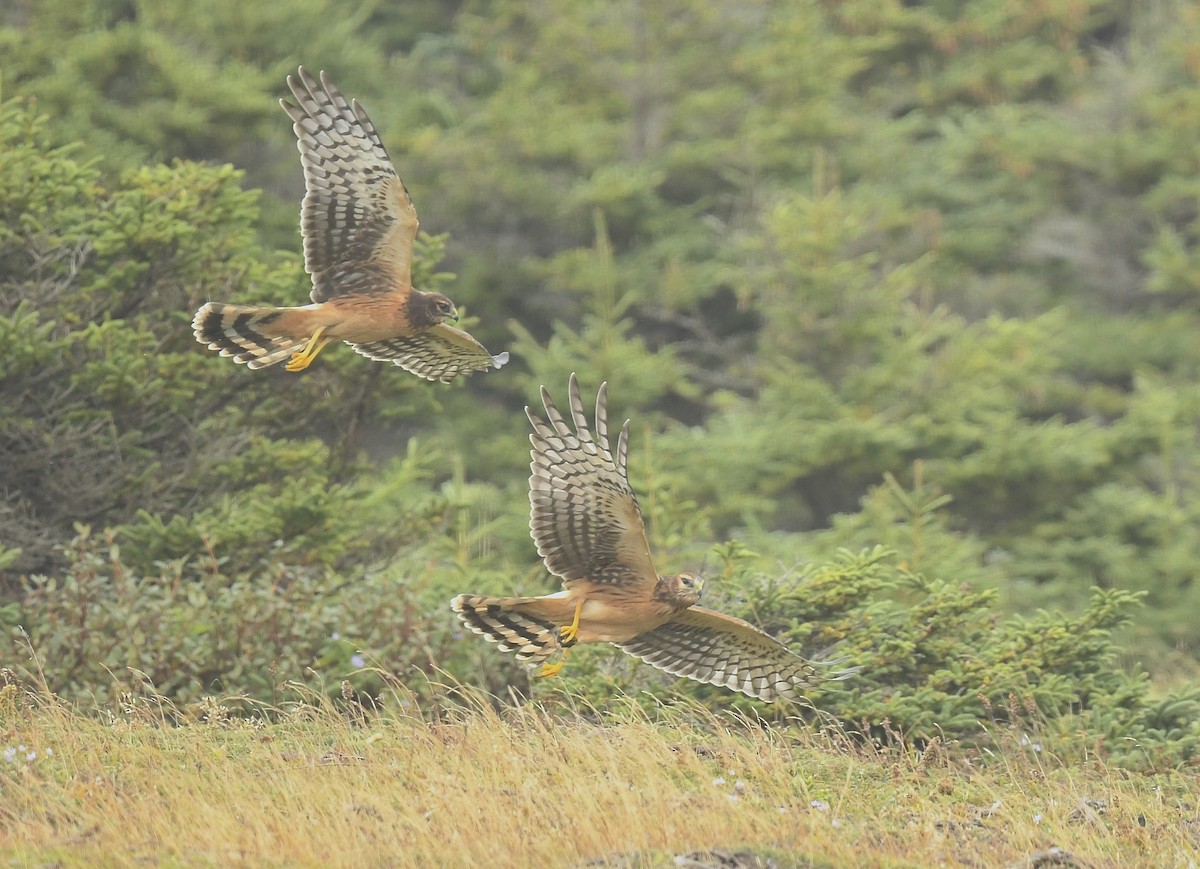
[321,293,415,342]
[257,294,412,343]
[526,581,678,645]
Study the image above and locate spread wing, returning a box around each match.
[526,373,658,591]
[349,324,510,382]
[281,67,417,304]
[616,606,852,702]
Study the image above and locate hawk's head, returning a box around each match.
[410,291,459,328]
[656,572,704,609]
[429,292,459,323]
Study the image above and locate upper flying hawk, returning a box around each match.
[451,374,852,702]
[192,67,508,382]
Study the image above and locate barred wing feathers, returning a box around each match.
[616,607,836,703]
[526,373,658,590]
[350,324,509,382]
[281,67,416,303]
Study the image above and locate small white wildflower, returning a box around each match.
[811,800,830,812]
[726,793,740,803]
[350,653,366,669]
[17,744,25,752]
[3,747,15,763]
[734,780,746,792]
[711,777,726,786]
[331,632,341,641]
[777,806,788,814]
[44,748,52,756]
[831,818,843,828]
[25,751,36,762]
[1033,814,1043,825]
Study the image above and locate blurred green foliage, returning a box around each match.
[3,0,1200,764]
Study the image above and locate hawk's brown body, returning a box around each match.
[455,574,698,650]
[195,288,452,349]
[192,67,507,381]
[452,375,854,702]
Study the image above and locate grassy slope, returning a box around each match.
[1,686,1196,868]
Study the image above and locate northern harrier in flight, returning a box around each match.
[193,67,508,381]
[452,375,850,702]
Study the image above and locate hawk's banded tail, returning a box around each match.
[450,594,563,665]
[192,302,310,369]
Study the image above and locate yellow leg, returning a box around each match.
[285,327,332,372]
[538,600,585,678]
[560,599,584,646]
[539,649,569,678]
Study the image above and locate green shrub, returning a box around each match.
[12,523,1198,769]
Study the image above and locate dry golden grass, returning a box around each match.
[1,682,1197,869]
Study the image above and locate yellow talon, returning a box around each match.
[559,599,584,647]
[539,600,584,678]
[285,327,332,372]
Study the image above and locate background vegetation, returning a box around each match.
[3,0,1200,768]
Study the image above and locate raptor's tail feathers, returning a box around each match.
[192,302,309,369]
[450,594,561,664]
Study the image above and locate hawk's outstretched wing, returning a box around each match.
[616,606,849,702]
[281,67,417,303]
[350,324,510,383]
[526,374,659,591]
